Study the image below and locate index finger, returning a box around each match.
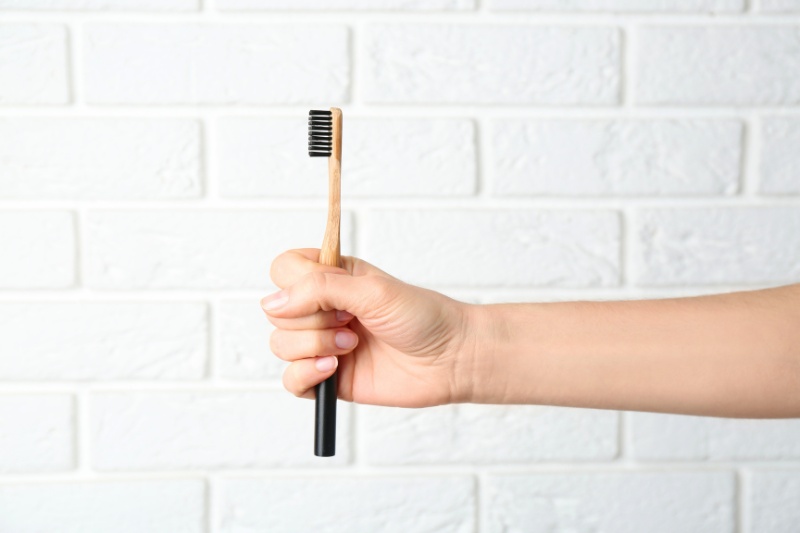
[270,248,349,289]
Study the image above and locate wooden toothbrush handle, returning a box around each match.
[319,107,342,268]
[315,107,342,458]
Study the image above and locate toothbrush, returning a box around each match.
[308,107,342,457]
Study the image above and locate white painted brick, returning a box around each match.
[631,413,800,460]
[0,303,206,380]
[361,210,620,287]
[214,476,475,533]
[218,0,474,9]
[0,119,201,200]
[364,25,620,104]
[0,395,73,473]
[0,0,197,9]
[492,0,742,9]
[85,210,352,289]
[761,118,800,194]
[492,120,742,196]
[0,24,68,104]
[361,404,617,464]
[634,207,800,285]
[84,25,348,105]
[5,0,800,523]
[0,211,75,289]
[638,27,800,105]
[218,117,476,198]
[217,300,285,380]
[90,391,351,469]
[746,470,800,533]
[484,472,735,533]
[0,480,204,533]
[760,0,800,11]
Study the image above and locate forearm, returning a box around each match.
[466,285,800,418]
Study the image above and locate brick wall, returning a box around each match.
[1,1,799,531]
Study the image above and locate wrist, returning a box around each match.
[451,302,508,404]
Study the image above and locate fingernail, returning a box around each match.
[335,330,357,349]
[336,310,353,322]
[261,290,288,311]
[315,356,338,372]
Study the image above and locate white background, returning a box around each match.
[1,0,800,531]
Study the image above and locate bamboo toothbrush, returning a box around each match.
[308,107,342,457]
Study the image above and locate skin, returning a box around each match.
[262,248,800,419]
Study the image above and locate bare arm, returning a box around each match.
[466,284,800,418]
[266,250,800,418]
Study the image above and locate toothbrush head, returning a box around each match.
[308,109,333,157]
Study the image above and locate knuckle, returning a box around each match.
[312,333,328,355]
[309,313,326,328]
[320,312,336,327]
[307,270,328,295]
[370,276,394,299]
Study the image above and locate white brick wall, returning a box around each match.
[483,472,735,532]
[0,395,73,473]
[762,117,800,194]
[0,303,206,379]
[631,413,800,460]
[90,391,352,469]
[361,209,621,287]
[493,0,744,10]
[0,0,198,9]
[361,404,618,464]
[745,470,800,533]
[214,477,475,533]
[84,25,350,104]
[85,210,353,289]
[217,0,476,9]
[0,211,75,288]
[491,120,742,196]
[217,300,285,380]
[634,207,800,285]
[0,480,205,533]
[638,27,800,105]
[1,2,799,532]
[0,119,201,200]
[218,118,477,197]
[364,25,620,104]
[0,25,69,104]
[760,0,800,12]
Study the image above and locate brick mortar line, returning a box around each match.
[0,464,794,484]
[3,13,800,23]
[736,468,745,533]
[1,107,798,117]
[1,197,799,210]
[75,389,90,474]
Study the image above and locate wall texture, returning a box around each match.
[1,1,799,532]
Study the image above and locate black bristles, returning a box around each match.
[308,109,333,157]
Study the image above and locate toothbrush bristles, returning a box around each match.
[308,110,333,157]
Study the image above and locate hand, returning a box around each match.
[261,249,476,407]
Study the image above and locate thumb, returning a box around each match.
[261,271,395,319]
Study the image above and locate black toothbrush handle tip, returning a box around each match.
[314,371,337,457]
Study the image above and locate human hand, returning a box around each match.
[261,249,476,407]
